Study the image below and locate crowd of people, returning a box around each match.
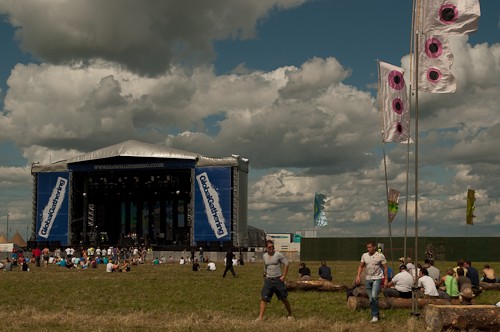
[347,242,500,323]
[2,240,498,324]
[1,245,154,272]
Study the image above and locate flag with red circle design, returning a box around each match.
[378,61,410,143]
[421,0,480,36]
[418,34,456,93]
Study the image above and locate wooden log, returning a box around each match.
[352,286,368,298]
[480,281,500,291]
[346,296,463,311]
[423,304,500,331]
[285,280,347,292]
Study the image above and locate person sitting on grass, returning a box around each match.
[119,260,130,272]
[438,268,459,299]
[206,261,216,271]
[482,264,497,283]
[106,260,119,272]
[3,258,13,271]
[192,259,200,271]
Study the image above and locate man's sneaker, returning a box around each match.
[287,315,294,321]
[369,317,379,323]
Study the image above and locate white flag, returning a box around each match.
[422,0,480,35]
[418,34,456,93]
[378,61,410,143]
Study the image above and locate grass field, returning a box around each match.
[0,259,498,331]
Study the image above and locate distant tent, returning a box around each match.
[11,231,26,247]
[0,234,7,243]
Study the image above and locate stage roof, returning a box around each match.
[31,140,248,173]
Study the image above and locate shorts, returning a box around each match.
[261,277,288,302]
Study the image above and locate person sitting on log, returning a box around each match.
[382,264,413,298]
[457,268,472,291]
[482,264,497,283]
[418,267,449,299]
[456,267,474,304]
[424,258,440,285]
[438,268,459,299]
[417,268,441,298]
[453,258,467,278]
[463,260,482,296]
[298,262,311,280]
[318,261,332,281]
[405,257,417,278]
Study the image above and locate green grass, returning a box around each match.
[0,260,498,331]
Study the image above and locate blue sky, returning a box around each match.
[1,0,500,240]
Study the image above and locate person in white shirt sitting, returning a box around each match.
[206,261,216,271]
[418,267,444,298]
[383,264,413,298]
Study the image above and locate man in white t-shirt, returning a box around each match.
[383,264,413,298]
[65,247,72,259]
[206,261,216,271]
[418,268,440,297]
[356,241,387,323]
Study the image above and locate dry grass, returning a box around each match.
[0,260,497,331]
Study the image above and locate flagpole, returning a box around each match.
[382,142,394,267]
[411,0,421,317]
[404,138,410,261]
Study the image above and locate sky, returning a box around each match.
[1,0,500,240]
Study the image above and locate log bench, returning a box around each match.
[347,296,464,311]
[285,280,347,292]
[423,304,500,331]
[479,281,500,291]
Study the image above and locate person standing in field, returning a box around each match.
[32,247,41,267]
[223,248,237,278]
[355,241,387,323]
[42,246,50,267]
[257,240,292,321]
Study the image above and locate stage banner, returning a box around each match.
[194,167,232,242]
[36,172,70,245]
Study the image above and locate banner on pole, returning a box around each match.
[466,188,475,225]
[388,188,400,223]
[314,193,328,227]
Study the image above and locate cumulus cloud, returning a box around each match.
[0,0,308,76]
[1,2,500,236]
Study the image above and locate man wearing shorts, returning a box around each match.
[257,240,292,321]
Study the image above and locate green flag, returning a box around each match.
[466,189,475,225]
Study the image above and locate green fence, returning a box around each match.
[301,237,500,263]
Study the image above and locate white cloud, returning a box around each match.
[0,0,309,76]
[1,4,500,236]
